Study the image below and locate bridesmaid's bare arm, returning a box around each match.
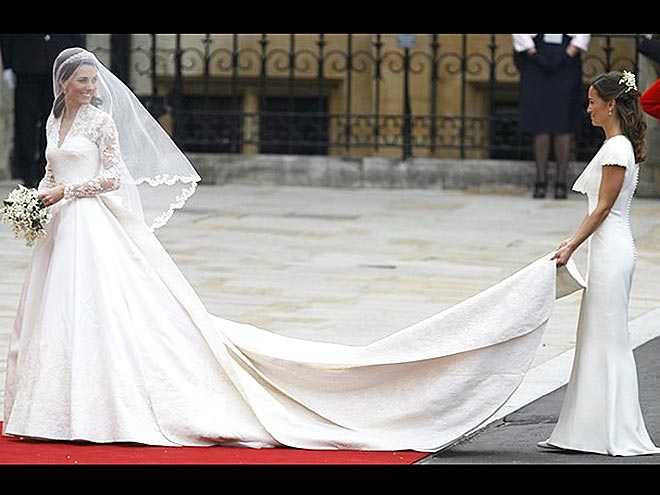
[552,165,625,266]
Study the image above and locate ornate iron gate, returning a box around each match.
[92,34,642,161]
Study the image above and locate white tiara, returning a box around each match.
[618,70,637,93]
[59,50,96,69]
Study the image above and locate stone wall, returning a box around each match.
[189,153,588,193]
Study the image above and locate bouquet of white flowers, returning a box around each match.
[1,185,52,247]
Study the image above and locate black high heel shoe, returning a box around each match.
[555,183,567,200]
[533,182,547,199]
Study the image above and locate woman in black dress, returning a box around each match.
[513,34,591,199]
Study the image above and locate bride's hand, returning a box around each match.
[552,238,575,267]
[39,185,65,207]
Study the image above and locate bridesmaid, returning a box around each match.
[541,71,660,456]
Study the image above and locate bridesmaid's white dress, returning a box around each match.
[3,104,587,452]
[542,135,660,456]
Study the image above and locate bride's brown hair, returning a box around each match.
[590,71,647,163]
[53,50,102,118]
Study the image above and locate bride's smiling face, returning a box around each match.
[62,64,98,107]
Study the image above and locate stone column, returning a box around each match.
[638,56,660,198]
[0,59,14,181]
[242,89,259,155]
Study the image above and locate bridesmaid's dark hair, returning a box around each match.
[590,71,647,163]
[53,51,103,118]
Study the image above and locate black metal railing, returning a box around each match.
[91,34,643,161]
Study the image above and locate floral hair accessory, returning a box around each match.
[618,70,637,93]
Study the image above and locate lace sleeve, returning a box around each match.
[37,162,57,193]
[63,113,122,200]
[38,117,58,193]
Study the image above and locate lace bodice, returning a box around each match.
[572,135,639,219]
[40,104,122,200]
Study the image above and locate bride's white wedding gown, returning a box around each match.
[2,104,588,451]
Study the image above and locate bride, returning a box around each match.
[3,47,586,451]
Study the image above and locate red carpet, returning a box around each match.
[0,423,428,465]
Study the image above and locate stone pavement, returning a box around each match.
[1,181,660,462]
